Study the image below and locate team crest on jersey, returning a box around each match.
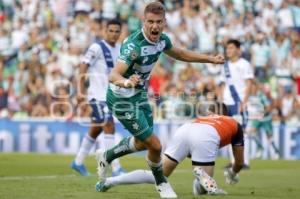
[130,51,138,60]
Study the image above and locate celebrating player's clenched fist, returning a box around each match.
[212,54,225,64]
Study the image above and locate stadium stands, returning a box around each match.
[0,0,300,124]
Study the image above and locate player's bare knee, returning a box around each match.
[89,125,103,138]
[134,138,147,150]
[148,141,162,155]
[144,135,161,153]
[103,122,115,134]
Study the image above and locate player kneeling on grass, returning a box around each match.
[95,103,244,196]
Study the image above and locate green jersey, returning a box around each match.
[109,28,173,97]
[247,92,271,120]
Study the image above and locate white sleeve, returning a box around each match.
[243,60,254,80]
[81,43,101,66]
[220,65,226,83]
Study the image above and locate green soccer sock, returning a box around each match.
[105,137,137,163]
[253,136,263,150]
[146,158,167,185]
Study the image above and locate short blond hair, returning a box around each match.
[144,1,166,16]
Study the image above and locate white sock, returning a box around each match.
[102,134,115,149]
[106,170,155,186]
[75,134,95,165]
[244,134,250,165]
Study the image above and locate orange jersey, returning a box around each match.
[194,115,238,147]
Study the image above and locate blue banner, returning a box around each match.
[0,119,299,160]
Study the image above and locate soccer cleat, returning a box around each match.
[212,188,227,195]
[193,167,224,195]
[95,180,111,192]
[70,161,90,176]
[242,164,250,170]
[193,179,207,195]
[271,153,279,160]
[224,168,240,185]
[255,149,263,159]
[193,178,227,196]
[156,182,177,198]
[95,149,110,180]
[112,167,126,177]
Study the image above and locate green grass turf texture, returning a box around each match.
[0,153,299,199]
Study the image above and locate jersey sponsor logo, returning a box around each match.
[141,41,166,56]
[133,63,154,73]
[142,56,148,64]
[127,43,135,51]
[113,145,130,154]
[156,40,166,51]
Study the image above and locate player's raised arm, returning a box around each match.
[109,61,140,88]
[164,46,225,64]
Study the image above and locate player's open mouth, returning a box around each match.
[151,31,159,35]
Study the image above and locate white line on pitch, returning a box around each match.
[0,169,190,181]
[0,174,96,181]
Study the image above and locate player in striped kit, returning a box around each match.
[71,19,126,177]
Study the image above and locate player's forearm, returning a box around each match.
[78,63,88,96]
[109,72,132,88]
[176,49,215,63]
[232,145,244,174]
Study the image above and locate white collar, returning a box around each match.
[141,28,158,45]
[102,39,116,49]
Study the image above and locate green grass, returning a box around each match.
[0,154,299,199]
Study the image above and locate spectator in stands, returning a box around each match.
[0,86,8,116]
[280,86,299,123]
[250,33,271,82]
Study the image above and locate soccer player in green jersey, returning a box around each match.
[247,81,279,160]
[95,2,225,198]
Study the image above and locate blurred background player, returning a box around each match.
[219,39,254,169]
[95,103,244,196]
[246,81,279,160]
[71,19,126,176]
[95,2,224,198]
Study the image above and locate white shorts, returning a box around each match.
[164,123,220,165]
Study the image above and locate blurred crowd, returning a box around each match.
[0,0,300,123]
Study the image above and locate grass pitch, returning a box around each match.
[0,153,299,199]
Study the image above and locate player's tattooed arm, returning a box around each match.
[164,46,225,64]
[109,61,140,88]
